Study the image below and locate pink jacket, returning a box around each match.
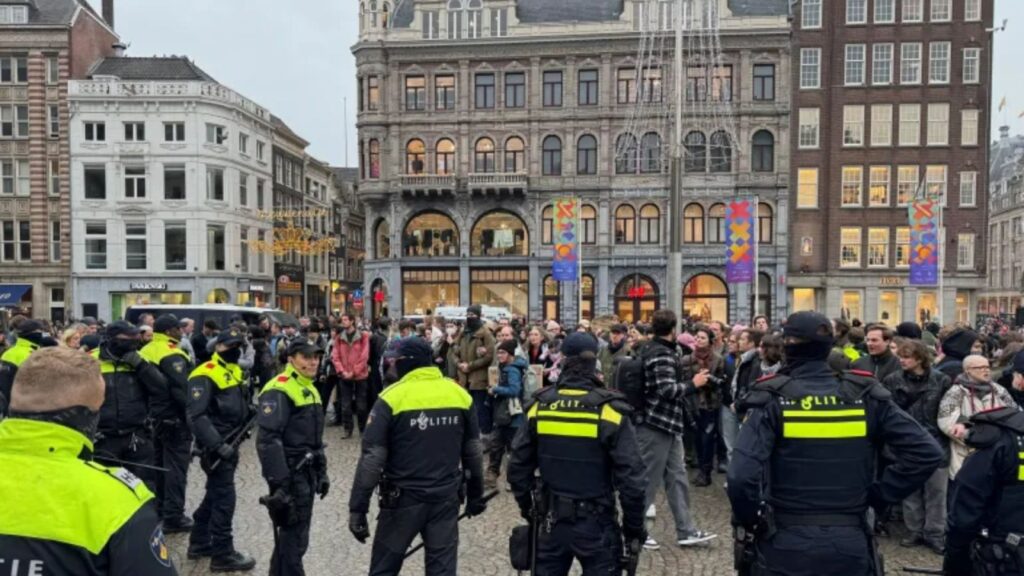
[332,330,370,381]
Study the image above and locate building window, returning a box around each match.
[902,0,923,22]
[638,204,660,245]
[256,179,265,210]
[797,168,818,208]
[798,108,820,149]
[683,203,704,244]
[897,165,918,206]
[963,48,981,84]
[708,203,726,243]
[433,75,455,110]
[927,103,949,146]
[965,0,981,21]
[0,56,27,83]
[367,76,381,110]
[615,204,636,244]
[641,68,663,103]
[581,204,597,244]
[929,42,951,84]
[504,137,525,173]
[617,69,636,104]
[368,139,380,178]
[447,5,463,39]
[48,159,59,196]
[872,44,893,85]
[641,132,662,173]
[475,73,495,108]
[1,161,25,196]
[50,220,60,263]
[842,166,863,206]
[206,167,225,201]
[124,166,146,199]
[800,49,821,89]
[422,10,439,38]
[871,104,892,147]
[578,69,599,105]
[164,122,185,142]
[869,166,890,206]
[896,227,910,266]
[802,0,821,28]
[125,222,147,270]
[845,44,866,85]
[1,221,21,262]
[957,233,975,269]
[961,109,979,146]
[46,56,60,84]
[84,165,106,200]
[238,133,249,155]
[541,205,554,245]
[875,0,894,22]
[925,165,948,203]
[684,131,706,173]
[543,71,563,107]
[48,105,59,138]
[709,131,732,173]
[403,211,459,257]
[164,164,185,200]
[753,64,775,101]
[616,134,638,174]
[843,105,865,146]
[758,203,774,244]
[900,43,922,84]
[205,123,226,145]
[868,228,889,268]
[436,138,455,175]
[751,130,774,172]
[405,76,426,110]
[240,226,249,273]
[542,136,562,176]
[474,137,495,173]
[256,230,266,273]
[239,172,248,206]
[85,222,107,270]
[505,72,525,108]
[899,104,921,146]
[577,135,598,175]
[124,122,145,142]
[466,4,482,38]
[960,171,977,207]
[930,0,951,21]
[846,0,867,24]
[840,227,862,268]
[406,139,425,174]
[491,8,508,37]
[84,121,105,142]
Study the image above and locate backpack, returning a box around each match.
[613,343,649,418]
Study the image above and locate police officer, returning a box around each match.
[0,319,57,416]
[257,340,328,575]
[92,321,170,491]
[140,313,195,533]
[186,328,257,573]
[507,332,648,575]
[348,337,486,576]
[0,346,178,574]
[727,311,943,576]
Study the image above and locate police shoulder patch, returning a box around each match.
[261,398,278,416]
[150,526,172,567]
[112,467,143,490]
[205,362,215,369]
[191,386,204,399]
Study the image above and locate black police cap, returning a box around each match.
[782,311,834,344]
[15,319,44,336]
[287,340,322,357]
[562,332,599,358]
[153,314,180,334]
[105,321,140,339]
[383,337,433,364]
[216,329,245,348]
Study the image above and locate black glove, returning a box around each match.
[121,351,144,369]
[515,495,533,521]
[465,496,487,517]
[260,487,293,526]
[623,524,646,551]
[349,512,370,543]
[215,443,237,463]
[317,475,330,500]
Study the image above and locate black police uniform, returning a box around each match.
[348,337,485,576]
[257,343,327,576]
[945,406,1024,576]
[727,312,943,576]
[186,330,255,571]
[507,333,648,576]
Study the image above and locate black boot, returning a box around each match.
[693,472,712,487]
[330,402,344,426]
[163,516,194,534]
[210,551,256,572]
[186,542,213,559]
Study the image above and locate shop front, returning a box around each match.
[237,279,270,308]
[111,282,192,321]
[370,278,389,320]
[403,269,459,316]
[683,274,729,324]
[0,284,32,317]
[275,263,305,316]
[307,283,329,316]
[615,275,659,324]
[470,268,528,318]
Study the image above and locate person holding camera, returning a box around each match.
[683,325,726,488]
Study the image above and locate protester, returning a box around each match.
[486,339,526,489]
[684,326,725,487]
[852,324,901,381]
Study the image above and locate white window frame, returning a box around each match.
[930,0,951,22]
[256,140,266,161]
[802,0,822,28]
[164,222,188,271]
[5,159,29,196]
[125,222,147,271]
[48,105,59,139]
[902,0,923,22]
[798,107,820,149]
[965,0,982,21]
[84,121,105,142]
[899,104,921,146]
[240,226,250,273]
[868,227,890,268]
[0,56,27,84]
[205,123,227,145]
[164,122,185,142]
[872,44,893,85]
[925,165,948,205]
[963,48,981,84]
[927,103,949,146]
[844,44,866,86]
[960,171,977,207]
[846,0,867,24]
[896,166,919,207]
[84,221,107,270]
[1,105,29,138]
[961,109,979,147]
[123,166,147,199]
[206,166,225,201]
[50,220,60,263]
[900,43,922,85]
[48,159,59,196]
[800,48,821,89]
[46,56,59,85]
[840,227,863,268]
[797,168,819,209]
[842,166,864,207]
[870,104,893,147]
[957,233,975,269]
[124,121,145,142]
[869,166,891,207]
[929,42,951,84]
[874,0,894,23]
[843,105,865,147]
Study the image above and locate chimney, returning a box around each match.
[102,0,114,29]
[112,42,127,57]
[1000,125,1011,140]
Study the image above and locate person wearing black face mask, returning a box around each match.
[90,321,170,493]
[454,305,496,440]
[727,311,943,576]
[0,319,58,417]
[348,337,486,575]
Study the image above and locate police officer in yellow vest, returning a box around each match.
[0,319,57,417]
[348,337,487,576]
[257,340,328,575]
[92,321,170,491]
[0,346,178,575]
[507,332,649,575]
[186,328,256,573]
[727,311,943,576]
[140,314,195,534]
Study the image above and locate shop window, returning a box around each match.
[581,274,595,320]
[471,268,528,317]
[841,291,863,322]
[206,288,230,304]
[471,210,528,256]
[615,274,659,324]
[683,273,729,324]
[543,275,561,322]
[792,288,816,312]
[403,211,459,257]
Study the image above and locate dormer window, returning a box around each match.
[0,6,29,25]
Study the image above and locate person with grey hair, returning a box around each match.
[178,318,196,363]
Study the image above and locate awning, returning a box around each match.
[0,285,31,307]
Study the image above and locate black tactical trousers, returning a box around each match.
[535,513,623,576]
[755,526,873,576]
[190,457,238,556]
[154,421,192,523]
[269,473,316,576]
[337,379,369,433]
[94,430,157,491]
[369,496,460,576]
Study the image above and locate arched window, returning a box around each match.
[474,137,495,173]
[581,274,595,320]
[542,135,562,176]
[707,203,726,243]
[581,204,597,245]
[403,211,459,257]
[616,134,638,174]
[758,202,774,245]
[504,136,525,173]
[375,219,391,258]
[640,132,662,173]
[544,275,561,322]
[615,275,659,323]
[615,204,636,244]
[472,210,528,256]
[368,139,380,179]
[709,131,732,173]
[381,1,390,28]
[406,139,425,174]
[436,138,455,175]
[369,0,378,27]
[683,273,729,324]
[466,0,483,37]
[447,0,464,39]
[752,130,774,172]
[639,204,661,244]
[684,131,706,172]
[541,205,554,245]
[577,134,598,175]
[683,203,704,243]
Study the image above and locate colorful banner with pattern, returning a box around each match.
[909,201,940,286]
[552,198,579,282]
[725,199,757,284]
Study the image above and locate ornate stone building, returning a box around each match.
[980,126,1024,323]
[353,0,790,324]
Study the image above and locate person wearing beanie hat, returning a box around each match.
[896,321,923,340]
[347,337,486,574]
[935,328,980,381]
[486,337,529,489]
[507,331,648,574]
[599,323,632,388]
[454,304,496,435]
[0,318,58,417]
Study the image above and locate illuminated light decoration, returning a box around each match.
[248,226,338,256]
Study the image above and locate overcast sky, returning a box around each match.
[88,0,1022,166]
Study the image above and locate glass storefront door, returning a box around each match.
[403,269,459,316]
[879,290,901,325]
[471,269,528,318]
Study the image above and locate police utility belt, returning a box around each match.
[772,511,866,529]
[547,494,615,522]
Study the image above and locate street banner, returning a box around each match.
[552,198,579,282]
[725,198,757,284]
[909,201,940,285]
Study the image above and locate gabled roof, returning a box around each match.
[90,56,216,82]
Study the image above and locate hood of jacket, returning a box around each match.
[941,329,978,361]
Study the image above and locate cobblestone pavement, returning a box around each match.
[169,427,946,575]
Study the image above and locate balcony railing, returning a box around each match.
[70,80,270,120]
[467,172,528,193]
[400,174,456,189]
